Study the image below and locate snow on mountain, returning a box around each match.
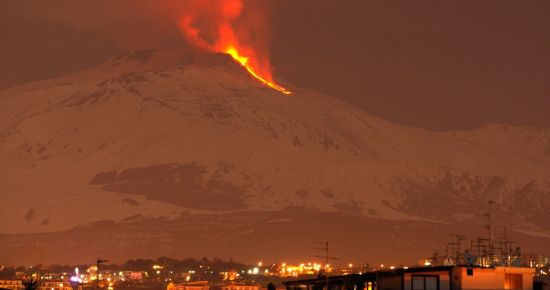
[0,49,548,264]
[448,124,550,160]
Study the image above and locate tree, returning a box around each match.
[23,277,40,290]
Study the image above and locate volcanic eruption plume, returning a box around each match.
[179,0,291,95]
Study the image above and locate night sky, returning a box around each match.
[1,0,549,130]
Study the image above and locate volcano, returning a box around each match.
[1,48,549,265]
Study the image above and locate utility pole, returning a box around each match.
[96,258,108,290]
[313,241,338,290]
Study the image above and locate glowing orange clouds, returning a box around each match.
[179,0,291,95]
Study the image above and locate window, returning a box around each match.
[412,275,439,290]
[425,277,437,290]
[505,274,523,290]
[412,276,424,290]
[365,282,374,290]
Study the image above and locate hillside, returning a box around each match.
[0,49,548,264]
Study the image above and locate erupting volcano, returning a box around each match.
[179,0,291,95]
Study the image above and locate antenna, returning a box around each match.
[482,200,496,266]
[312,241,338,290]
[475,237,490,266]
[96,258,108,290]
[500,225,516,266]
[446,241,457,265]
[430,250,445,266]
[450,234,466,264]
[453,234,466,264]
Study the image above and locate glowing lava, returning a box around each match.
[179,0,291,95]
[224,47,291,95]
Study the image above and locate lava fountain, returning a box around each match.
[179,0,291,95]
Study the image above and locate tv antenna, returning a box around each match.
[483,200,496,265]
[450,234,466,264]
[96,258,108,290]
[430,250,445,266]
[312,241,338,290]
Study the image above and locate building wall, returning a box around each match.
[453,267,535,290]
[454,267,501,290]
[403,271,450,290]
[498,267,534,290]
[379,274,402,290]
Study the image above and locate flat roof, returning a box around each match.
[283,266,532,285]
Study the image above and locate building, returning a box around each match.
[39,281,73,290]
[0,280,72,290]
[168,281,211,290]
[283,266,535,290]
[220,283,261,290]
[0,280,23,290]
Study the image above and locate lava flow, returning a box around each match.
[179,0,291,95]
[224,47,291,95]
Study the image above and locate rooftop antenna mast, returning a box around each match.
[446,241,457,265]
[450,234,466,264]
[96,258,108,290]
[313,241,338,290]
[431,250,445,266]
[476,237,490,266]
[500,208,516,266]
[482,200,496,266]
[500,225,515,266]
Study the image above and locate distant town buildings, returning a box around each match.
[167,281,266,290]
[0,280,71,290]
[39,281,73,290]
[220,283,260,290]
[168,281,211,290]
[0,253,548,290]
[0,280,23,290]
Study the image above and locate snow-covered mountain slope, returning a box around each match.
[0,49,548,264]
